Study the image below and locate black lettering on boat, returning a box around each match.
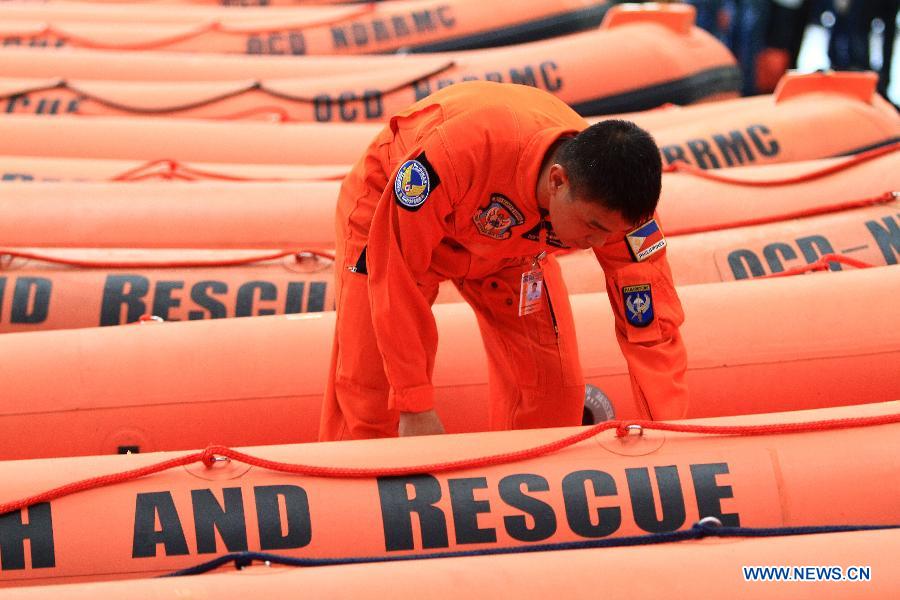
[329,7,455,50]
[0,503,55,570]
[661,125,781,169]
[866,213,900,265]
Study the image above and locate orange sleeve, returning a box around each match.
[593,222,689,420]
[365,127,463,414]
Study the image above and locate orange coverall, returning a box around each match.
[320,81,688,441]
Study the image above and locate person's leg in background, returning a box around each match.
[874,0,898,99]
[724,0,773,95]
[758,0,813,93]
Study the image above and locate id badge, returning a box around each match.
[519,268,544,316]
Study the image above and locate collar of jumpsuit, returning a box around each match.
[427,125,584,282]
[456,126,587,278]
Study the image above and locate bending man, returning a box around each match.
[320,81,688,440]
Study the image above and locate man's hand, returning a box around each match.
[399,410,446,437]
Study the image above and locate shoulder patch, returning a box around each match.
[625,218,666,262]
[474,194,524,240]
[623,284,654,327]
[394,152,441,212]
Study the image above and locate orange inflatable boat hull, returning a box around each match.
[0,156,348,182]
[0,401,896,586]
[0,8,740,122]
[2,199,896,331]
[0,115,379,165]
[0,181,341,249]
[2,133,897,188]
[0,156,350,183]
[0,46,513,82]
[0,268,897,457]
[0,0,611,55]
[641,71,900,169]
[0,249,338,331]
[2,144,896,248]
[0,527,893,598]
[0,1,438,27]
[460,200,900,300]
[656,143,900,232]
[37,0,442,5]
[0,72,894,166]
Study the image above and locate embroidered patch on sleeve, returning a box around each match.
[625,218,667,262]
[473,193,524,240]
[393,152,441,212]
[623,284,654,327]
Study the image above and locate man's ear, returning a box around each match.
[548,164,569,192]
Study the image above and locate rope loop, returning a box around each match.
[200,447,219,468]
[614,423,644,438]
[1,413,898,517]
[0,248,336,270]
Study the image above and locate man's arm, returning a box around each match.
[593,221,689,420]
[365,127,463,434]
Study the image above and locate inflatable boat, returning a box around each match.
[0,7,739,122]
[0,267,896,456]
[0,401,896,586]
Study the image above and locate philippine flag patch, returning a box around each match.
[625,218,667,262]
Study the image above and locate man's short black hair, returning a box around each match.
[556,120,662,225]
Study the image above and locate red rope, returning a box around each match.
[220,106,292,123]
[1,413,898,516]
[28,4,377,51]
[757,253,876,279]
[111,159,282,183]
[662,142,899,184]
[0,248,336,269]
[666,191,897,236]
[109,159,345,183]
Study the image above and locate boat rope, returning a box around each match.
[161,522,900,577]
[662,141,899,184]
[8,4,378,51]
[219,106,294,123]
[111,158,296,182]
[0,248,336,269]
[111,157,345,181]
[1,413,898,516]
[756,253,875,278]
[4,58,456,115]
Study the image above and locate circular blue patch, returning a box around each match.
[394,160,431,209]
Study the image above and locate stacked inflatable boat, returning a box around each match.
[0,1,898,596]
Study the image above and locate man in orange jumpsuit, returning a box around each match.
[320,81,688,440]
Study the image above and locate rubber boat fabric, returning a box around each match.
[0,0,613,55]
[0,72,895,168]
[0,7,740,121]
[0,149,896,331]
[1,527,895,598]
[0,157,349,182]
[0,401,896,586]
[0,199,894,330]
[0,267,896,457]
[0,1,896,593]
[0,145,895,249]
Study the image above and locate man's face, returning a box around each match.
[546,165,634,249]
